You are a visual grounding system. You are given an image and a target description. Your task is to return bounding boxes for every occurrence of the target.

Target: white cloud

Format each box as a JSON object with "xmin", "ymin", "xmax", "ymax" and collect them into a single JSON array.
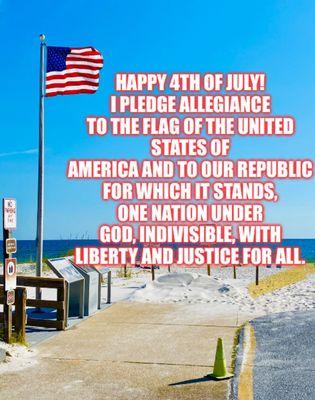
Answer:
[{"xmin": 0, "ymin": 148, "xmax": 38, "ymax": 157}]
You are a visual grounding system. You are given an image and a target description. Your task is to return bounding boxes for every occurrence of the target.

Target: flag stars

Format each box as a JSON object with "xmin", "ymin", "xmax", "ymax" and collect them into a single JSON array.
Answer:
[{"xmin": 46, "ymin": 47, "xmax": 70, "ymax": 72}]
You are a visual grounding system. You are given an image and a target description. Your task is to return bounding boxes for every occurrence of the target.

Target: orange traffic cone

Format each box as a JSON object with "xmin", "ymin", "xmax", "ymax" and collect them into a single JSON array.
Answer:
[{"xmin": 208, "ymin": 338, "xmax": 233, "ymax": 380}]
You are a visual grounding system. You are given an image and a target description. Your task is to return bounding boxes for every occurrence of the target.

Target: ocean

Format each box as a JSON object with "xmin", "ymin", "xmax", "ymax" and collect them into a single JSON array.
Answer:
[{"xmin": 0, "ymin": 239, "xmax": 314, "ymax": 263}]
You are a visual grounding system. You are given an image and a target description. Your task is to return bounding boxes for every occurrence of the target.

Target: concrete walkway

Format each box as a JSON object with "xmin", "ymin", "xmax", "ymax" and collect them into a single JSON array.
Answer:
[{"xmin": 0, "ymin": 302, "xmax": 244, "ymax": 400}]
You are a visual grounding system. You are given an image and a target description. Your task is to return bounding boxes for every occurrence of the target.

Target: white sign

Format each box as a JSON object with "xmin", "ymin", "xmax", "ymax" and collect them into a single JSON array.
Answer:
[
  {"xmin": 5, "ymin": 258, "xmax": 17, "ymax": 291},
  {"xmin": 3, "ymin": 198, "xmax": 17, "ymax": 230}
]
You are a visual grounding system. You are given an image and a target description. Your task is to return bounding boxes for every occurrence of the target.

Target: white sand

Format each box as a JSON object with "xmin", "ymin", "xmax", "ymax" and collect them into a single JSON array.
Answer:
[
  {"xmin": 1, "ymin": 265, "xmax": 313, "ymax": 317},
  {"xmin": 129, "ymin": 269, "xmax": 315, "ymax": 317},
  {"xmin": 0, "ymin": 342, "xmax": 37, "ymax": 374}
]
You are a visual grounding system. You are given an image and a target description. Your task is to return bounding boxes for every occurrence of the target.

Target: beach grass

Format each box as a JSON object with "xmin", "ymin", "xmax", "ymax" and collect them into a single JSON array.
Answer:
[
  {"xmin": 0, "ymin": 330, "xmax": 28, "ymax": 346},
  {"xmin": 116, "ymin": 266, "xmax": 133, "ymax": 278},
  {"xmin": 230, "ymin": 323, "xmax": 244, "ymax": 374},
  {"xmin": 9, "ymin": 332, "xmax": 28, "ymax": 346},
  {"xmin": 248, "ymin": 263, "xmax": 315, "ymax": 298}
]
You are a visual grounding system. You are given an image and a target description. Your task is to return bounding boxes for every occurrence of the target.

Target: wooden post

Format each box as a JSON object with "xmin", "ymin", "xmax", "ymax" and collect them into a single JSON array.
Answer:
[
  {"xmin": 3, "ymin": 207, "xmax": 12, "ymax": 343},
  {"xmin": 233, "ymin": 265, "xmax": 237, "ymax": 279},
  {"xmin": 151, "ymin": 265, "xmax": 155, "ymax": 281},
  {"xmin": 255, "ymin": 266, "xmax": 259, "ymax": 286},
  {"xmin": 207, "ymin": 264, "xmax": 211, "ymax": 276},
  {"xmin": 107, "ymin": 270, "xmax": 111, "ymax": 304},
  {"xmin": 3, "ymin": 298, "xmax": 12, "ymax": 343},
  {"xmin": 14, "ymin": 287, "xmax": 26, "ymax": 342}
]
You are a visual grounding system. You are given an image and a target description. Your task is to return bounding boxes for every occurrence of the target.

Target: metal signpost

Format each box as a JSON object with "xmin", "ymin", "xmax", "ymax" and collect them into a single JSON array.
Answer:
[
  {"xmin": 68, "ymin": 257, "xmax": 109, "ymax": 309},
  {"xmin": 46, "ymin": 257, "xmax": 85, "ymax": 319},
  {"xmin": 107, "ymin": 270, "xmax": 111, "ymax": 304},
  {"xmin": 35, "ymin": 34, "xmax": 46, "ymax": 301},
  {"xmin": 92, "ymin": 266, "xmax": 110, "ymax": 308},
  {"xmin": 73, "ymin": 265, "xmax": 99, "ymax": 316},
  {"xmin": 2, "ymin": 198, "xmax": 17, "ymax": 342},
  {"xmin": 255, "ymin": 265, "xmax": 259, "ymax": 286},
  {"xmin": 68, "ymin": 257, "xmax": 101, "ymax": 315}
]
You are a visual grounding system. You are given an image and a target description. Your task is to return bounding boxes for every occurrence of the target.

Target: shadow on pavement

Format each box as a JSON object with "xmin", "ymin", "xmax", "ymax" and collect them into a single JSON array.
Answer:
[{"xmin": 169, "ymin": 375, "xmax": 217, "ymax": 386}]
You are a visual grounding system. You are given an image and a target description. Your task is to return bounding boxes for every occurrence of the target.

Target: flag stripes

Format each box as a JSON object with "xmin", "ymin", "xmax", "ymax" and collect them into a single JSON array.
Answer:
[{"xmin": 46, "ymin": 46, "xmax": 103, "ymax": 97}]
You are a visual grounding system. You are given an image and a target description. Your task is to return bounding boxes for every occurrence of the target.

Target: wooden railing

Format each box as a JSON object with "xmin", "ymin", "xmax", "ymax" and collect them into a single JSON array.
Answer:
[
  {"xmin": 0, "ymin": 286, "xmax": 27, "ymax": 342},
  {"xmin": 0, "ymin": 276, "xmax": 67, "ymax": 331}
]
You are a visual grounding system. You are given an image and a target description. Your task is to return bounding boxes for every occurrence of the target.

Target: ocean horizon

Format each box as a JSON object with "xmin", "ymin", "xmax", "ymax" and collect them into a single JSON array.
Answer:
[{"xmin": 0, "ymin": 239, "xmax": 314, "ymax": 263}]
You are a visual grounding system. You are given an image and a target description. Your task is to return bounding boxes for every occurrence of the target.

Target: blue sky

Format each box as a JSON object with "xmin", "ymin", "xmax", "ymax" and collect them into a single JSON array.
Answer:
[{"xmin": 1, "ymin": 0, "xmax": 314, "ymax": 239}]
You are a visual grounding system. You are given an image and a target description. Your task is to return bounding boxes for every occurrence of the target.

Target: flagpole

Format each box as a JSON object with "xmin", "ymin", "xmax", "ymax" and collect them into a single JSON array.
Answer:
[{"xmin": 35, "ymin": 34, "xmax": 46, "ymax": 300}]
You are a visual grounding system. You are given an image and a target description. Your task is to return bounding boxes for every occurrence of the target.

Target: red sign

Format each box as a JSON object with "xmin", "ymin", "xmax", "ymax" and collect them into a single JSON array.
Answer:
[
  {"xmin": 5, "ymin": 258, "xmax": 17, "ymax": 291},
  {"xmin": 6, "ymin": 290, "xmax": 15, "ymax": 305}
]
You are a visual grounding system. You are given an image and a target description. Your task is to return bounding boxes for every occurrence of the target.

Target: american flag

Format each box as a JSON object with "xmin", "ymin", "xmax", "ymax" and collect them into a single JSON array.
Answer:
[{"xmin": 46, "ymin": 46, "xmax": 103, "ymax": 97}]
